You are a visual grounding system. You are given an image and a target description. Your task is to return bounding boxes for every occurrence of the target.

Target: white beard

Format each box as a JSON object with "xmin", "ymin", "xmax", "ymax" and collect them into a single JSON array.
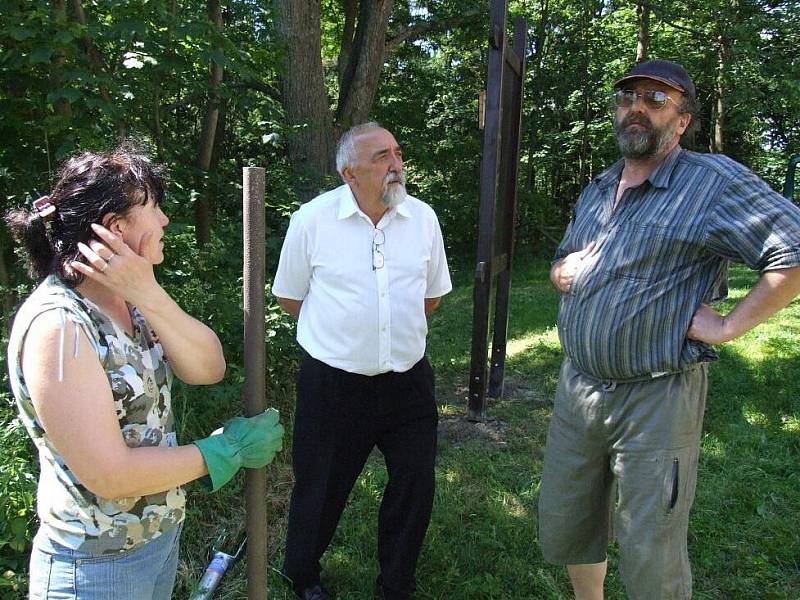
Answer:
[{"xmin": 381, "ymin": 172, "xmax": 407, "ymax": 207}]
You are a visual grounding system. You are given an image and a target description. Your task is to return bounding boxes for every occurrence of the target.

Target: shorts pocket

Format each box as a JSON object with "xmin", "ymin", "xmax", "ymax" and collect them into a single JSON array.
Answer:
[
  {"xmin": 658, "ymin": 448, "xmax": 699, "ymax": 523},
  {"xmin": 664, "ymin": 457, "xmax": 680, "ymax": 515}
]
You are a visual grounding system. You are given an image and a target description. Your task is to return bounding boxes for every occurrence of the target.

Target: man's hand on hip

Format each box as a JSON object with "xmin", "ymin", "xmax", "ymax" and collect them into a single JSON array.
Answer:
[
  {"xmin": 688, "ymin": 267, "xmax": 800, "ymax": 345},
  {"xmin": 687, "ymin": 303, "xmax": 733, "ymax": 344},
  {"xmin": 550, "ymin": 241, "xmax": 596, "ymax": 293}
]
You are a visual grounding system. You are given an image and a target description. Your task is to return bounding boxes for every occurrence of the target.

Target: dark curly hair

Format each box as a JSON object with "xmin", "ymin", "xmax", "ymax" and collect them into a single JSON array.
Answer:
[{"xmin": 4, "ymin": 143, "xmax": 166, "ymax": 285}]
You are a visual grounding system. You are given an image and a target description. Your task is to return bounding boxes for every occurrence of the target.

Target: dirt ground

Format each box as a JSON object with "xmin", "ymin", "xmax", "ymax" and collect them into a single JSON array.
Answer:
[{"xmin": 436, "ymin": 375, "xmax": 550, "ymax": 448}]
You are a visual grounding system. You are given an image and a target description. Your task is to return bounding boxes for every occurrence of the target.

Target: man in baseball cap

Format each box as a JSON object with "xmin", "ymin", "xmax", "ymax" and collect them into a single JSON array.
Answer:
[
  {"xmin": 614, "ymin": 58, "xmax": 696, "ymax": 99},
  {"xmin": 538, "ymin": 59, "xmax": 800, "ymax": 599}
]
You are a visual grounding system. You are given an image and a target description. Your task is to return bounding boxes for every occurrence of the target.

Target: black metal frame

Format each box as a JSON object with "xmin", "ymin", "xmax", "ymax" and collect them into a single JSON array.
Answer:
[{"xmin": 468, "ymin": 0, "xmax": 526, "ymax": 422}]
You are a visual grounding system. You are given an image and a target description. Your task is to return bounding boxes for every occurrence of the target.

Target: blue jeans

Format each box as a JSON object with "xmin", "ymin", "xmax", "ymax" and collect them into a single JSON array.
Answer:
[{"xmin": 29, "ymin": 523, "xmax": 182, "ymax": 600}]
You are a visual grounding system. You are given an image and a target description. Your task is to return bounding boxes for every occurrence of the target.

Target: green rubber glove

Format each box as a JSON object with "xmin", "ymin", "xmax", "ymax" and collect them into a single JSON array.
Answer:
[{"xmin": 193, "ymin": 408, "xmax": 284, "ymax": 492}]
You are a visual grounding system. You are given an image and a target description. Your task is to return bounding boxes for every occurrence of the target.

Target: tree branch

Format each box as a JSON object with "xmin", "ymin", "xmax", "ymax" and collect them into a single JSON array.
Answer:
[
  {"xmin": 385, "ymin": 8, "xmax": 483, "ymax": 54},
  {"xmin": 635, "ymin": 0, "xmax": 706, "ymax": 37},
  {"xmin": 228, "ymin": 78, "xmax": 282, "ymax": 101}
]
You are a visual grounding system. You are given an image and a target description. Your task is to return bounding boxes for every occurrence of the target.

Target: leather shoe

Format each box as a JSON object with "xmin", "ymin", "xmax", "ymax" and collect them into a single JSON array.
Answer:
[{"xmin": 295, "ymin": 584, "xmax": 331, "ymax": 600}]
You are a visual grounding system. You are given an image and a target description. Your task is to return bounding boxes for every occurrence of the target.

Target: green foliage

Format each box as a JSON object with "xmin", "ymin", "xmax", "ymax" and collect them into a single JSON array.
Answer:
[
  {"xmin": 0, "ymin": 406, "xmax": 37, "ymax": 594},
  {"xmin": 0, "ymin": 316, "xmax": 35, "ymax": 592},
  {"xmin": 1, "ymin": 0, "xmax": 799, "ymax": 595}
]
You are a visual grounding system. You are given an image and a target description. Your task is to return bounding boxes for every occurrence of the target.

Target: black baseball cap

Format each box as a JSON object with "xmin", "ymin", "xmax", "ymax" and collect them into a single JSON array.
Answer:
[{"xmin": 613, "ymin": 59, "xmax": 696, "ymax": 100}]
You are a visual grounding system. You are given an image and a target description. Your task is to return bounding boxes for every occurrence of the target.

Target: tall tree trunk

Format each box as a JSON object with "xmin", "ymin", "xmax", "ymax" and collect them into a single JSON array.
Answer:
[
  {"xmin": 153, "ymin": 85, "xmax": 164, "ymax": 158},
  {"xmin": 335, "ymin": 0, "xmax": 395, "ymax": 129},
  {"xmin": 578, "ymin": 98, "xmax": 591, "ymax": 185},
  {"xmin": 51, "ymin": 0, "xmax": 72, "ymax": 118},
  {"xmin": 210, "ymin": 100, "xmax": 227, "ymax": 172},
  {"xmin": 153, "ymin": 0, "xmax": 180, "ymax": 159},
  {"xmin": 275, "ymin": 0, "xmax": 336, "ymax": 196},
  {"xmin": 71, "ymin": 0, "xmax": 125, "ymax": 137},
  {"xmin": 275, "ymin": 0, "xmax": 475, "ymax": 196},
  {"xmin": 0, "ymin": 230, "xmax": 14, "ymax": 332},
  {"xmin": 711, "ymin": 36, "xmax": 728, "ymax": 153},
  {"xmin": 338, "ymin": 0, "xmax": 358, "ymax": 86},
  {"xmin": 194, "ymin": 0, "xmax": 224, "ymax": 247},
  {"xmin": 577, "ymin": 0, "xmax": 594, "ymax": 187},
  {"xmin": 636, "ymin": 3, "xmax": 649, "ymax": 61},
  {"xmin": 526, "ymin": 0, "xmax": 550, "ymax": 194}
]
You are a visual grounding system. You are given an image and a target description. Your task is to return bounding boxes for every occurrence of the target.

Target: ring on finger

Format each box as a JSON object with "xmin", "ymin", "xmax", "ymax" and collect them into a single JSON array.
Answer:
[{"xmin": 100, "ymin": 260, "xmax": 110, "ymax": 273}]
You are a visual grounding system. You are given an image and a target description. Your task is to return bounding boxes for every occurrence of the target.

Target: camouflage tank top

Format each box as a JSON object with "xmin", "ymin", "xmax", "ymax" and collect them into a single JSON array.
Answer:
[{"xmin": 8, "ymin": 276, "xmax": 186, "ymax": 554}]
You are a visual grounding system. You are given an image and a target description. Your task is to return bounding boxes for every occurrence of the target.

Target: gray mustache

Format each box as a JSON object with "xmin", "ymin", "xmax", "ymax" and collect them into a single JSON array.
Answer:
[
  {"xmin": 622, "ymin": 116, "xmax": 652, "ymax": 129},
  {"xmin": 384, "ymin": 171, "xmax": 405, "ymax": 185}
]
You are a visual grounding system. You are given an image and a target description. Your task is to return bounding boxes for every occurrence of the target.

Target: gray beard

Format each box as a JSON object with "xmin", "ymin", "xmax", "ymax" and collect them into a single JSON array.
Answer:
[
  {"xmin": 381, "ymin": 172, "xmax": 407, "ymax": 207},
  {"xmin": 614, "ymin": 114, "xmax": 679, "ymax": 159}
]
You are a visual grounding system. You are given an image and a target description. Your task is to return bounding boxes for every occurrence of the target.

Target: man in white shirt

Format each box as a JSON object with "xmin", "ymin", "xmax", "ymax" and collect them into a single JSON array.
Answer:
[{"xmin": 273, "ymin": 122, "xmax": 452, "ymax": 600}]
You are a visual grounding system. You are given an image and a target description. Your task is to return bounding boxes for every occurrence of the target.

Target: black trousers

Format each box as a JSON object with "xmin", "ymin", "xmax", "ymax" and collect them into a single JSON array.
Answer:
[{"xmin": 282, "ymin": 354, "xmax": 438, "ymax": 600}]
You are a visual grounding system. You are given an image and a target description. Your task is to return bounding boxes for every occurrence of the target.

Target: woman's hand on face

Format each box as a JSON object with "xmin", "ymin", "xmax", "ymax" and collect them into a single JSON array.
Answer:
[{"xmin": 71, "ymin": 223, "xmax": 162, "ymax": 306}]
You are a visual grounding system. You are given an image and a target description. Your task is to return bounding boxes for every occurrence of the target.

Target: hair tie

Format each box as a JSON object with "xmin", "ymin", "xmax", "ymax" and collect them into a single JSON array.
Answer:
[{"xmin": 33, "ymin": 196, "xmax": 57, "ymax": 222}]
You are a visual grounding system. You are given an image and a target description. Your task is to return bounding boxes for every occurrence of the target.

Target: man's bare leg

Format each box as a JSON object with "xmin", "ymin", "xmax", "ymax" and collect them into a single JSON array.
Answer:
[{"xmin": 567, "ymin": 561, "xmax": 607, "ymax": 600}]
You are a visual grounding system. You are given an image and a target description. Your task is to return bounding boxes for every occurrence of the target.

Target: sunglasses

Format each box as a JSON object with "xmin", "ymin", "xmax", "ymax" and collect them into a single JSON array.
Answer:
[{"xmin": 612, "ymin": 89, "xmax": 680, "ymax": 110}]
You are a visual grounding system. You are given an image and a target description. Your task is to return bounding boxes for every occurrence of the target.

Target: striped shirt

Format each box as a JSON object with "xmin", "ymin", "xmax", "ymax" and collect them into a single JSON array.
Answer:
[{"xmin": 556, "ymin": 146, "xmax": 800, "ymax": 380}]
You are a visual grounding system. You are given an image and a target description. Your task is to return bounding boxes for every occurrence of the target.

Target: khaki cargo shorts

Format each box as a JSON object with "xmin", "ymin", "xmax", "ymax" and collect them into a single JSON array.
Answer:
[{"xmin": 538, "ymin": 358, "xmax": 707, "ymax": 600}]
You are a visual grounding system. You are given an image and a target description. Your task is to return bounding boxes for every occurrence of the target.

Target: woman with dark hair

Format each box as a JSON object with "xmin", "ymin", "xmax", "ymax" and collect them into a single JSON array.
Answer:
[{"xmin": 5, "ymin": 146, "xmax": 284, "ymax": 599}]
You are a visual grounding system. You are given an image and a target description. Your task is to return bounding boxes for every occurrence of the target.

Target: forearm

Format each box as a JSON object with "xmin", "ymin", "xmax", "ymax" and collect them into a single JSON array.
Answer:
[
  {"xmin": 425, "ymin": 297, "xmax": 441, "ymax": 315},
  {"xmin": 87, "ymin": 443, "xmax": 208, "ymax": 498},
  {"xmin": 136, "ymin": 286, "xmax": 226, "ymax": 384},
  {"xmin": 276, "ymin": 297, "xmax": 303, "ymax": 319},
  {"xmin": 722, "ymin": 267, "xmax": 800, "ymax": 339},
  {"xmin": 689, "ymin": 267, "xmax": 800, "ymax": 344}
]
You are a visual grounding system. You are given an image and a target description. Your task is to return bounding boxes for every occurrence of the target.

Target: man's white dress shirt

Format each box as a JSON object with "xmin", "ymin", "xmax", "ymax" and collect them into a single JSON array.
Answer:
[{"xmin": 273, "ymin": 184, "xmax": 452, "ymax": 376}]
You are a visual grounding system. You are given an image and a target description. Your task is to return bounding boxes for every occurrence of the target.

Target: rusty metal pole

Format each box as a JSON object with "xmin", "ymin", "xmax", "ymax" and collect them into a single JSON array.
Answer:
[{"xmin": 243, "ymin": 167, "xmax": 268, "ymax": 599}]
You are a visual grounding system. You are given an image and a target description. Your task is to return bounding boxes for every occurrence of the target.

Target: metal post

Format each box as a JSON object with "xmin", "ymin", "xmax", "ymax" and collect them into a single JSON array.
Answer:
[{"xmin": 243, "ymin": 167, "xmax": 268, "ymax": 599}]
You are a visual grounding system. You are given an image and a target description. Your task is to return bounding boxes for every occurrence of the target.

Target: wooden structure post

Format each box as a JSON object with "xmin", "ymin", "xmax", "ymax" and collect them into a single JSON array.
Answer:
[
  {"xmin": 243, "ymin": 167, "xmax": 268, "ymax": 599},
  {"xmin": 784, "ymin": 155, "xmax": 800, "ymax": 201},
  {"xmin": 468, "ymin": 0, "xmax": 526, "ymax": 422}
]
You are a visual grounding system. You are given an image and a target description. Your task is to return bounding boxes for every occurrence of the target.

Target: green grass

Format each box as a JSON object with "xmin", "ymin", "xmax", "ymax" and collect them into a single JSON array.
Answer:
[
  {"xmin": 175, "ymin": 253, "xmax": 800, "ymax": 599},
  {"xmin": 5, "ymin": 252, "xmax": 800, "ymax": 599}
]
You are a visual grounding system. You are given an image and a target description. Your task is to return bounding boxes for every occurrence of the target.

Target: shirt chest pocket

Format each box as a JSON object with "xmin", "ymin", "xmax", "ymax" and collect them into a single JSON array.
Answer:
[
  {"xmin": 604, "ymin": 221, "xmax": 699, "ymax": 282},
  {"xmin": 390, "ymin": 246, "xmax": 431, "ymax": 287}
]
